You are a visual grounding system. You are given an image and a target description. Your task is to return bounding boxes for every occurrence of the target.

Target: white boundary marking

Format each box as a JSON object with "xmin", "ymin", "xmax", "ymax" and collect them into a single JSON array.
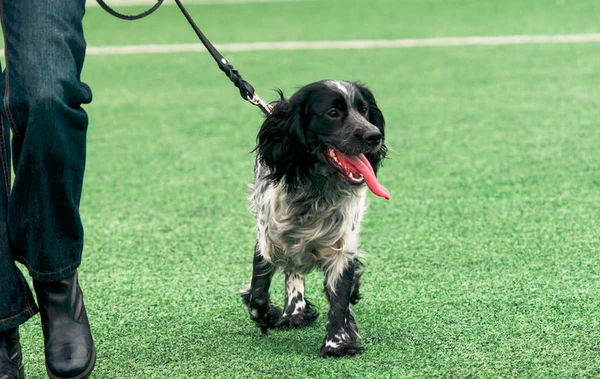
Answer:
[{"xmin": 81, "ymin": 34, "xmax": 600, "ymax": 56}]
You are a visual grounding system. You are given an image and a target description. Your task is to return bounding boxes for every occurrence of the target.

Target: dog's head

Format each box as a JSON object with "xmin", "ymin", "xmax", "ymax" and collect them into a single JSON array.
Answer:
[{"xmin": 255, "ymin": 80, "xmax": 389, "ymax": 199}]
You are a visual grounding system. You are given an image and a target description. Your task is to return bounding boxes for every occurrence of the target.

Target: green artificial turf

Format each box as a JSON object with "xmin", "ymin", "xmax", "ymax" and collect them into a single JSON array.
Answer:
[
  {"xmin": 12, "ymin": 0, "xmax": 600, "ymax": 377},
  {"xmin": 82, "ymin": 0, "xmax": 600, "ymax": 45}
]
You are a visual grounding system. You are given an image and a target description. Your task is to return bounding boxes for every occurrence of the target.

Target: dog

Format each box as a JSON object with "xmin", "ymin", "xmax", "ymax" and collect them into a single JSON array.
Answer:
[{"xmin": 240, "ymin": 80, "xmax": 389, "ymax": 358}]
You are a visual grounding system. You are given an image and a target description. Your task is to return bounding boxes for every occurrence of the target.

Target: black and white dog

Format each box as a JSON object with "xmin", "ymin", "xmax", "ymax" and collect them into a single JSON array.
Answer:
[{"xmin": 241, "ymin": 80, "xmax": 389, "ymax": 358}]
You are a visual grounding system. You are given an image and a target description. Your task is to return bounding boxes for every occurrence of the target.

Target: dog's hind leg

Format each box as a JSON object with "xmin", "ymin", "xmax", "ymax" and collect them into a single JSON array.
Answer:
[
  {"xmin": 320, "ymin": 257, "xmax": 363, "ymax": 358},
  {"xmin": 240, "ymin": 243, "xmax": 282, "ymax": 333},
  {"xmin": 275, "ymin": 272, "xmax": 319, "ymax": 329}
]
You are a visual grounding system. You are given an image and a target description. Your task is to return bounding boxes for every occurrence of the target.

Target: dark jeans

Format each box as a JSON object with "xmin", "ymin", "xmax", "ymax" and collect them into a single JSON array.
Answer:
[{"xmin": 0, "ymin": 0, "xmax": 92, "ymax": 331}]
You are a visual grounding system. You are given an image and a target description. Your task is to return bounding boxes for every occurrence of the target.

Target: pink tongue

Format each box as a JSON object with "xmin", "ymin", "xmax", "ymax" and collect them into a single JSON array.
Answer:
[{"xmin": 337, "ymin": 152, "xmax": 390, "ymax": 200}]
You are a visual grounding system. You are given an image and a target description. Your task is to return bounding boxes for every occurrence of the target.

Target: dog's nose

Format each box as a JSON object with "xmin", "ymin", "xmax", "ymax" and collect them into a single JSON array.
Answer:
[{"xmin": 362, "ymin": 130, "xmax": 382, "ymax": 147}]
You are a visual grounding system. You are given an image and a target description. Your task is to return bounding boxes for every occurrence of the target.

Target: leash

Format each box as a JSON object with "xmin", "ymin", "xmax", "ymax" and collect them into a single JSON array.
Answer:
[
  {"xmin": 95, "ymin": 0, "xmax": 165, "ymax": 20},
  {"xmin": 94, "ymin": 0, "xmax": 273, "ymax": 115}
]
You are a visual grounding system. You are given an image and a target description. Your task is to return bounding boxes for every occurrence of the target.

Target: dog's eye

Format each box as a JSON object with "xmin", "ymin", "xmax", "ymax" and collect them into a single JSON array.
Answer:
[
  {"xmin": 360, "ymin": 106, "xmax": 369, "ymax": 115},
  {"xmin": 327, "ymin": 109, "xmax": 341, "ymax": 119}
]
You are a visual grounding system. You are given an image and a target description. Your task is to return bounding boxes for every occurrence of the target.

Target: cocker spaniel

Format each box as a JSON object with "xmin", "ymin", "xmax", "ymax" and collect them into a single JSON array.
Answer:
[{"xmin": 241, "ymin": 80, "xmax": 389, "ymax": 358}]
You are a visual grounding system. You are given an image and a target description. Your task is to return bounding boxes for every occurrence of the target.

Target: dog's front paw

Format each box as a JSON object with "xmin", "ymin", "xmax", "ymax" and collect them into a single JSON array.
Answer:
[
  {"xmin": 320, "ymin": 340, "xmax": 364, "ymax": 358},
  {"xmin": 248, "ymin": 303, "xmax": 283, "ymax": 334},
  {"xmin": 255, "ymin": 304, "xmax": 282, "ymax": 333},
  {"xmin": 275, "ymin": 301, "xmax": 319, "ymax": 330},
  {"xmin": 241, "ymin": 291, "xmax": 282, "ymax": 333},
  {"xmin": 320, "ymin": 332, "xmax": 363, "ymax": 358}
]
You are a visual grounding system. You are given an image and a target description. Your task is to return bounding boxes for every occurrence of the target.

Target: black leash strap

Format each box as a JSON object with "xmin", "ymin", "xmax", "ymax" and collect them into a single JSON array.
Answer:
[
  {"xmin": 95, "ymin": 0, "xmax": 165, "ymax": 21},
  {"xmin": 94, "ymin": 0, "xmax": 273, "ymax": 115},
  {"xmin": 172, "ymin": 0, "xmax": 272, "ymax": 115}
]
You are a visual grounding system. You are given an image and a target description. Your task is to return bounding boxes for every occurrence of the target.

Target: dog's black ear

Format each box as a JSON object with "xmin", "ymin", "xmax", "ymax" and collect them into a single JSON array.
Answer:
[
  {"xmin": 255, "ymin": 91, "xmax": 311, "ymax": 184},
  {"xmin": 357, "ymin": 84, "xmax": 387, "ymax": 172}
]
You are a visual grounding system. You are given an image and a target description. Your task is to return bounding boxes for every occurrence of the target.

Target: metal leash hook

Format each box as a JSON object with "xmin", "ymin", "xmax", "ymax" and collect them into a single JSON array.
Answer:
[
  {"xmin": 248, "ymin": 93, "xmax": 274, "ymax": 115},
  {"xmin": 96, "ymin": 0, "xmax": 274, "ymax": 116}
]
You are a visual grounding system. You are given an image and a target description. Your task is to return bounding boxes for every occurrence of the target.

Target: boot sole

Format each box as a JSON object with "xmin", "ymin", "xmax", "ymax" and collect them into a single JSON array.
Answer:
[{"xmin": 45, "ymin": 343, "xmax": 96, "ymax": 379}]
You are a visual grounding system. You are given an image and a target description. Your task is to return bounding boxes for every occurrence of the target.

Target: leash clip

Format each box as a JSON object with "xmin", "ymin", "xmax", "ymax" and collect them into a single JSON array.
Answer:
[{"xmin": 248, "ymin": 92, "xmax": 273, "ymax": 115}]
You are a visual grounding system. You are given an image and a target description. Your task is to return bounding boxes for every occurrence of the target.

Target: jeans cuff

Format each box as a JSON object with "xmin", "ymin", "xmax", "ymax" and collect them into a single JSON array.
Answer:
[
  {"xmin": 0, "ymin": 304, "xmax": 38, "ymax": 332},
  {"xmin": 16, "ymin": 257, "xmax": 81, "ymax": 283}
]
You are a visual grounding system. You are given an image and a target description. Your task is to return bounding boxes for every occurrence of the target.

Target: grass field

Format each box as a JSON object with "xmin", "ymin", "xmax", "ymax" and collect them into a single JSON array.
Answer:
[{"xmin": 13, "ymin": 0, "xmax": 600, "ymax": 377}]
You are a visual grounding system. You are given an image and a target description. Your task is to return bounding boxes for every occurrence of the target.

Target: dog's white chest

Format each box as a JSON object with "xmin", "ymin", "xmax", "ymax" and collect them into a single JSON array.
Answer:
[{"xmin": 251, "ymin": 176, "xmax": 367, "ymax": 273}]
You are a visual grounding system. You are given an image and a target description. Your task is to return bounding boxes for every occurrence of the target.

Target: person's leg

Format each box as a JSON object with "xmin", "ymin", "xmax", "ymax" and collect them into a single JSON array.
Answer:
[
  {"xmin": 1, "ymin": 0, "xmax": 91, "ymax": 280},
  {"xmin": 0, "ymin": 77, "xmax": 35, "ymax": 377},
  {"xmin": 0, "ymin": 0, "xmax": 95, "ymax": 377}
]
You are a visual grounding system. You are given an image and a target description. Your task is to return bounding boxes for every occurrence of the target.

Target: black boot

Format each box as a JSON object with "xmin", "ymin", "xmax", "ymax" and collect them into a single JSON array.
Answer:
[
  {"xmin": 0, "ymin": 327, "xmax": 24, "ymax": 379},
  {"xmin": 33, "ymin": 271, "xmax": 95, "ymax": 379}
]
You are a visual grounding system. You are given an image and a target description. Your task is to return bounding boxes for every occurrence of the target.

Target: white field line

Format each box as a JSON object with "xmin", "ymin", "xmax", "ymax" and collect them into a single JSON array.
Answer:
[
  {"xmin": 79, "ymin": 34, "xmax": 600, "ymax": 56},
  {"xmin": 86, "ymin": 0, "xmax": 309, "ymax": 6}
]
